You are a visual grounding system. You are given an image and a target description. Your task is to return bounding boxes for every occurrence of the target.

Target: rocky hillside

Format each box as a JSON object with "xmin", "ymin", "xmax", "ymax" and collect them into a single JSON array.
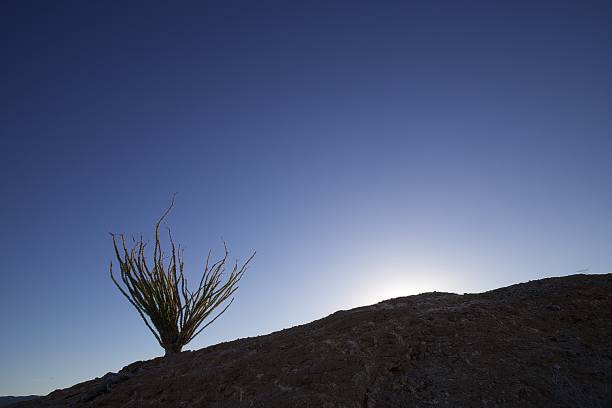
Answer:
[{"xmin": 14, "ymin": 274, "xmax": 612, "ymax": 408}]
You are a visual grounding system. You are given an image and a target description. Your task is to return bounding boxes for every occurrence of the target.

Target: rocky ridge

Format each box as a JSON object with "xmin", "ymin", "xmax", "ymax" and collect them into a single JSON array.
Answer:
[{"xmin": 14, "ymin": 273, "xmax": 612, "ymax": 407}]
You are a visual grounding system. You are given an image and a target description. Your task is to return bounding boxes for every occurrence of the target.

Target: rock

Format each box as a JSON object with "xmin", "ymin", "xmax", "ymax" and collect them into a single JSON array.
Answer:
[{"xmin": 12, "ymin": 273, "xmax": 612, "ymax": 408}]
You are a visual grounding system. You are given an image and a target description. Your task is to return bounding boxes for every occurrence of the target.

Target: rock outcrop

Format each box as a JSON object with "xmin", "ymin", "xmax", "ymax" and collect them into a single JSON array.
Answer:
[{"xmin": 14, "ymin": 273, "xmax": 612, "ymax": 407}]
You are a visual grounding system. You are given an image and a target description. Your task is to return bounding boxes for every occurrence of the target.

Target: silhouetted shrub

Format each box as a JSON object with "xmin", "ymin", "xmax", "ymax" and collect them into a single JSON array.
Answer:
[{"xmin": 110, "ymin": 197, "xmax": 254, "ymax": 356}]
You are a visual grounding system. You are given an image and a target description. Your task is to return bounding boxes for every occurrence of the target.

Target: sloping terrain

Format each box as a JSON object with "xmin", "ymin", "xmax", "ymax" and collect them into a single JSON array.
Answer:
[{"xmin": 14, "ymin": 273, "xmax": 612, "ymax": 407}]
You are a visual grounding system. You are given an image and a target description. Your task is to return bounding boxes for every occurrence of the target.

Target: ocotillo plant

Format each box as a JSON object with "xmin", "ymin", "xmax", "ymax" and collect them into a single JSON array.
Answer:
[{"xmin": 110, "ymin": 199, "xmax": 255, "ymax": 356}]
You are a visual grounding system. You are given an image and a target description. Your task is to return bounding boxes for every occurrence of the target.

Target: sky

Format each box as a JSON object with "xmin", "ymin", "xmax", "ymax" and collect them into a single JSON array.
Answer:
[{"xmin": 1, "ymin": 0, "xmax": 611, "ymax": 396}]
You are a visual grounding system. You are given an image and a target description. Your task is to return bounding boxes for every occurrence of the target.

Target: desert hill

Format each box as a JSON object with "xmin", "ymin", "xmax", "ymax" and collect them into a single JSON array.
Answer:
[
  {"xmin": 13, "ymin": 273, "xmax": 612, "ymax": 407},
  {"xmin": 0, "ymin": 397, "xmax": 39, "ymax": 407}
]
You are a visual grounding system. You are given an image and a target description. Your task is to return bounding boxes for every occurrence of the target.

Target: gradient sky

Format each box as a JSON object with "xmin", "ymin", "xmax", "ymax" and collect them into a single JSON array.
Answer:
[{"xmin": 1, "ymin": 0, "xmax": 611, "ymax": 396}]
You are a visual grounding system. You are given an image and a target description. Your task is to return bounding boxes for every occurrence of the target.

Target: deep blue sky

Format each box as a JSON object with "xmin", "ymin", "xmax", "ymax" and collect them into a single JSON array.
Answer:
[{"xmin": 1, "ymin": 0, "xmax": 611, "ymax": 396}]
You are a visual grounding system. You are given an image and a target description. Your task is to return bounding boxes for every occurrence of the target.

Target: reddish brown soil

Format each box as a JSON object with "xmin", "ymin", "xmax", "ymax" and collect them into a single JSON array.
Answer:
[{"xmin": 14, "ymin": 274, "xmax": 612, "ymax": 407}]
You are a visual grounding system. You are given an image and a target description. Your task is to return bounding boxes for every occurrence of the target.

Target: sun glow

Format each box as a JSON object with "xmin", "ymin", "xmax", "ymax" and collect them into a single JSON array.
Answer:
[{"xmin": 351, "ymin": 263, "xmax": 458, "ymax": 307}]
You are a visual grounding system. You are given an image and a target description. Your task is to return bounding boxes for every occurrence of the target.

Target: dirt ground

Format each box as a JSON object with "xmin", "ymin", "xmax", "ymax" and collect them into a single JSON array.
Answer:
[{"xmin": 14, "ymin": 273, "xmax": 612, "ymax": 408}]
